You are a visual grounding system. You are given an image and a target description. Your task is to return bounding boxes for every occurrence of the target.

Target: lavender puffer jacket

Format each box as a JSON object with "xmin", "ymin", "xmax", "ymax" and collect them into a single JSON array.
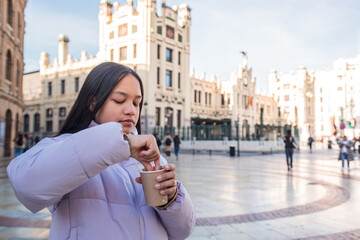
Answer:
[{"xmin": 7, "ymin": 122, "xmax": 195, "ymax": 240}]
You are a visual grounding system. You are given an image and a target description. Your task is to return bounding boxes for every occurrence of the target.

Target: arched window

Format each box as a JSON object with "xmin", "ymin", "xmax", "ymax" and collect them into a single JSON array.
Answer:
[
  {"xmin": 7, "ymin": 0, "xmax": 13, "ymax": 26},
  {"xmin": 16, "ymin": 60, "xmax": 20, "ymax": 88},
  {"xmin": 23, "ymin": 114, "xmax": 29, "ymax": 133},
  {"xmin": 6, "ymin": 50, "xmax": 12, "ymax": 82}
]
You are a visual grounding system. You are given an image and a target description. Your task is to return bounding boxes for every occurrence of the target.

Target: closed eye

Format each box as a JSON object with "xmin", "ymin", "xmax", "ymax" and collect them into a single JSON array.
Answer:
[{"xmin": 113, "ymin": 100, "xmax": 124, "ymax": 104}]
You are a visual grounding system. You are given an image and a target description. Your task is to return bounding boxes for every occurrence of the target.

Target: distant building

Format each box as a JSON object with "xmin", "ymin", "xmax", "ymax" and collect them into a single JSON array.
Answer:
[
  {"xmin": 0, "ymin": 0, "xmax": 27, "ymax": 156},
  {"xmin": 269, "ymin": 67, "xmax": 315, "ymax": 145}
]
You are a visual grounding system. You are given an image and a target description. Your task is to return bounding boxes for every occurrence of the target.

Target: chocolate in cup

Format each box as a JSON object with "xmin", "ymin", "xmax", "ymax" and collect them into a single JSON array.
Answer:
[{"xmin": 140, "ymin": 169, "xmax": 168, "ymax": 206}]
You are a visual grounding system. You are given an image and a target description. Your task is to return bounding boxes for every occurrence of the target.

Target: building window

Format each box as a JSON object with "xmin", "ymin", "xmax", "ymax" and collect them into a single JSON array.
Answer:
[
  {"xmin": 284, "ymin": 84, "xmax": 290, "ymax": 89},
  {"xmin": 118, "ymin": 23, "xmax": 128, "ymax": 37},
  {"xmin": 110, "ymin": 49, "xmax": 114, "ymax": 61},
  {"xmin": 17, "ymin": 12, "xmax": 21, "ymax": 38},
  {"xmin": 165, "ymin": 107, "xmax": 173, "ymax": 127},
  {"xmin": 178, "ymin": 34, "xmax": 182, "ymax": 42},
  {"xmin": 178, "ymin": 52, "xmax": 181, "ymax": 65},
  {"xmin": 34, "ymin": 113, "xmax": 40, "ymax": 132},
  {"xmin": 177, "ymin": 110, "xmax": 181, "ymax": 128},
  {"xmin": 320, "ymin": 97, "xmax": 323, "ymax": 103},
  {"xmin": 166, "ymin": 25, "xmax": 174, "ymax": 39},
  {"xmin": 59, "ymin": 120, "xmax": 65, "ymax": 130},
  {"xmin": 320, "ymin": 88, "xmax": 322, "ymax": 93},
  {"xmin": 61, "ymin": 79, "xmax": 65, "ymax": 94},
  {"xmin": 178, "ymin": 72, "xmax": 181, "ymax": 89},
  {"xmin": 120, "ymin": 46, "xmax": 127, "ymax": 61},
  {"xmin": 157, "ymin": 26, "xmax": 162, "ymax": 35},
  {"xmin": 227, "ymin": 94, "xmax": 230, "ymax": 105},
  {"xmin": 205, "ymin": 93, "xmax": 208, "ymax": 104},
  {"xmin": 284, "ymin": 95, "xmax": 289, "ymax": 101},
  {"xmin": 132, "ymin": 25, "xmax": 137, "ymax": 33},
  {"xmin": 48, "ymin": 82, "xmax": 52, "ymax": 96},
  {"xmin": 46, "ymin": 108, "xmax": 53, "ymax": 118},
  {"xmin": 109, "ymin": 31, "xmax": 114, "ymax": 39},
  {"xmin": 59, "ymin": 107, "xmax": 66, "ymax": 117},
  {"xmin": 166, "ymin": 48, "xmax": 172, "ymax": 62},
  {"xmin": 198, "ymin": 91, "xmax": 201, "ymax": 104},
  {"xmin": 194, "ymin": 90, "xmax": 197, "ymax": 103},
  {"xmin": 6, "ymin": 50, "xmax": 12, "ymax": 81},
  {"xmin": 46, "ymin": 121, "xmax": 53, "ymax": 132},
  {"xmin": 166, "ymin": 70, "xmax": 172, "ymax": 87},
  {"xmin": 75, "ymin": 77, "xmax": 79, "ymax": 92},
  {"xmin": 155, "ymin": 107, "xmax": 161, "ymax": 126},
  {"xmin": 16, "ymin": 60, "xmax": 20, "ymax": 88},
  {"xmin": 157, "ymin": 44, "xmax": 160, "ymax": 59},
  {"xmin": 209, "ymin": 93, "xmax": 211, "ymax": 105},
  {"xmin": 7, "ymin": 0, "xmax": 13, "ymax": 26},
  {"xmin": 157, "ymin": 67, "xmax": 160, "ymax": 85},
  {"xmin": 23, "ymin": 114, "xmax": 29, "ymax": 133},
  {"xmin": 133, "ymin": 44, "xmax": 137, "ymax": 58},
  {"xmin": 221, "ymin": 94, "xmax": 225, "ymax": 105},
  {"xmin": 337, "ymin": 87, "xmax": 342, "ymax": 91}
]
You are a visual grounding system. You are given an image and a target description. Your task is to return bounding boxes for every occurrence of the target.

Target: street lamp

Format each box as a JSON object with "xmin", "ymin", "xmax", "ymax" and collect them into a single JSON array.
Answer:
[
  {"xmin": 144, "ymin": 101, "xmax": 148, "ymax": 134},
  {"xmin": 235, "ymin": 120, "xmax": 240, "ymax": 156}
]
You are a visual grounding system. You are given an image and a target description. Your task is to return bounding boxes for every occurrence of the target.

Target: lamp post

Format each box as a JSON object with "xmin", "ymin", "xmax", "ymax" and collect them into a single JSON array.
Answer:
[
  {"xmin": 144, "ymin": 101, "xmax": 148, "ymax": 134},
  {"xmin": 235, "ymin": 120, "xmax": 240, "ymax": 156}
]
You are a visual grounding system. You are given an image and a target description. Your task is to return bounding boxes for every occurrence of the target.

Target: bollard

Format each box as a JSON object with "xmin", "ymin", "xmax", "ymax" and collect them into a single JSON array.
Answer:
[
  {"xmin": 270, "ymin": 148, "xmax": 272, "ymax": 155},
  {"xmin": 209, "ymin": 149, "xmax": 212, "ymax": 156},
  {"xmin": 192, "ymin": 149, "xmax": 195, "ymax": 155}
]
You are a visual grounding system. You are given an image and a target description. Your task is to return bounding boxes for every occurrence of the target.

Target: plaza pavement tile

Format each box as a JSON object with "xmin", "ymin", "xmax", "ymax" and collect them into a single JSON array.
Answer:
[{"xmin": 1, "ymin": 148, "xmax": 360, "ymax": 239}]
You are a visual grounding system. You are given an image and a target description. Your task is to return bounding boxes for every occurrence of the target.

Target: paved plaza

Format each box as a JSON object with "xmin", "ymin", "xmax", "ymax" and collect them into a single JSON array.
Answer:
[{"xmin": 1, "ymin": 147, "xmax": 360, "ymax": 239}]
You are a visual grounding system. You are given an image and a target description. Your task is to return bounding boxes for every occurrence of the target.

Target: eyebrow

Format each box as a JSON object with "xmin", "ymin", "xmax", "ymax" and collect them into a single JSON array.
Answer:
[{"xmin": 113, "ymin": 91, "xmax": 142, "ymax": 99}]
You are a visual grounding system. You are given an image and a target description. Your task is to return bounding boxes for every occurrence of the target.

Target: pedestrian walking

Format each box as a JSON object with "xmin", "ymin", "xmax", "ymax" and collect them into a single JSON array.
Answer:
[
  {"xmin": 154, "ymin": 133, "xmax": 162, "ymax": 150},
  {"xmin": 23, "ymin": 133, "xmax": 31, "ymax": 152},
  {"xmin": 283, "ymin": 130, "xmax": 297, "ymax": 171},
  {"xmin": 308, "ymin": 135, "xmax": 314, "ymax": 153},
  {"xmin": 163, "ymin": 132, "xmax": 173, "ymax": 157},
  {"xmin": 7, "ymin": 62, "xmax": 195, "ymax": 240},
  {"xmin": 173, "ymin": 135, "xmax": 181, "ymax": 160},
  {"xmin": 338, "ymin": 135, "xmax": 353, "ymax": 172},
  {"xmin": 14, "ymin": 132, "xmax": 24, "ymax": 157}
]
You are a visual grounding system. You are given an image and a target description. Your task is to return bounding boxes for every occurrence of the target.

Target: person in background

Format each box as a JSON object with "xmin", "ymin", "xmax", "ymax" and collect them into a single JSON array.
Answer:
[
  {"xmin": 23, "ymin": 133, "xmax": 32, "ymax": 152},
  {"xmin": 153, "ymin": 133, "xmax": 162, "ymax": 150},
  {"xmin": 173, "ymin": 135, "xmax": 181, "ymax": 161},
  {"xmin": 14, "ymin": 132, "xmax": 24, "ymax": 157},
  {"xmin": 338, "ymin": 135, "xmax": 353, "ymax": 172},
  {"xmin": 7, "ymin": 62, "xmax": 195, "ymax": 240},
  {"xmin": 283, "ymin": 130, "xmax": 297, "ymax": 171},
  {"xmin": 163, "ymin": 132, "xmax": 173, "ymax": 157},
  {"xmin": 308, "ymin": 135, "xmax": 314, "ymax": 153}
]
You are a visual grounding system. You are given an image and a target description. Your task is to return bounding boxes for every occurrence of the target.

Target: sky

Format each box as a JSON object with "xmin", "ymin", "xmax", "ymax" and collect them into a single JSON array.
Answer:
[{"xmin": 24, "ymin": 0, "xmax": 360, "ymax": 91}]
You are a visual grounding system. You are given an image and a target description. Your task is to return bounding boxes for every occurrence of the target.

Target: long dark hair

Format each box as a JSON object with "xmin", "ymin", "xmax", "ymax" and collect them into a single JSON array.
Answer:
[{"xmin": 58, "ymin": 62, "xmax": 144, "ymax": 135}]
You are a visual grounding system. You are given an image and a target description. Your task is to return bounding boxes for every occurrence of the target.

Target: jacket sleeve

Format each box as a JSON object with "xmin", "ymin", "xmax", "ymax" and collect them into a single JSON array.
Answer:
[
  {"xmin": 154, "ymin": 158, "xmax": 195, "ymax": 240},
  {"xmin": 7, "ymin": 122, "xmax": 131, "ymax": 213}
]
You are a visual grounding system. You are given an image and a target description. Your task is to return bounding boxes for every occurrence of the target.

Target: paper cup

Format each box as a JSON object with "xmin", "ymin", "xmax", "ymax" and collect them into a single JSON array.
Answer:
[{"xmin": 140, "ymin": 169, "xmax": 168, "ymax": 206}]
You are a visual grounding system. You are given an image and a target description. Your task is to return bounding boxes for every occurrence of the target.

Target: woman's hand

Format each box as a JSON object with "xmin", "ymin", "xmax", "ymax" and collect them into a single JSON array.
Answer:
[
  {"xmin": 136, "ymin": 164, "xmax": 178, "ymax": 199},
  {"xmin": 125, "ymin": 134, "xmax": 160, "ymax": 171}
]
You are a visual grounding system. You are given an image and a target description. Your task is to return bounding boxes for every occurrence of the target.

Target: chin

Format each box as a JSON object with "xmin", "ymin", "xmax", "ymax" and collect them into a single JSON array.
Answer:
[{"xmin": 122, "ymin": 126, "xmax": 133, "ymax": 134}]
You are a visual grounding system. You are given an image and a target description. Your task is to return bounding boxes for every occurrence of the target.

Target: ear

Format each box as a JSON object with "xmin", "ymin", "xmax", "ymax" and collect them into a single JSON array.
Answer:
[{"xmin": 89, "ymin": 98, "xmax": 96, "ymax": 111}]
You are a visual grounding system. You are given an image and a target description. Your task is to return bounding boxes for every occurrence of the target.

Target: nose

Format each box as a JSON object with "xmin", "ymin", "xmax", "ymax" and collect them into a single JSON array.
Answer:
[{"xmin": 123, "ymin": 101, "xmax": 135, "ymax": 115}]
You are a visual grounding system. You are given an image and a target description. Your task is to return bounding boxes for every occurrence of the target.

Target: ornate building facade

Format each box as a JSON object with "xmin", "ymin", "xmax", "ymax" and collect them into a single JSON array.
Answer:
[
  {"xmin": 23, "ymin": 0, "xmax": 278, "ymax": 141},
  {"xmin": 0, "ymin": 0, "xmax": 27, "ymax": 156}
]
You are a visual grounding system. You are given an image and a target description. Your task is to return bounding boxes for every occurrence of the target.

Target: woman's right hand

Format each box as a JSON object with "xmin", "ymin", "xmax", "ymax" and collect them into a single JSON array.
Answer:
[{"xmin": 125, "ymin": 134, "xmax": 160, "ymax": 171}]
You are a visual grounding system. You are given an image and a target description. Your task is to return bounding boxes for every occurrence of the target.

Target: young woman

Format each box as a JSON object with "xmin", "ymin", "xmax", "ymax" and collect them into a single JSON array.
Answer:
[{"xmin": 7, "ymin": 62, "xmax": 195, "ymax": 240}]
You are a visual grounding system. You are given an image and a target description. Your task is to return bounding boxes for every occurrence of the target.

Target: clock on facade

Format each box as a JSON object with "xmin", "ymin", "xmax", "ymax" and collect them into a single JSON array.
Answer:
[{"xmin": 243, "ymin": 77, "xmax": 248, "ymax": 86}]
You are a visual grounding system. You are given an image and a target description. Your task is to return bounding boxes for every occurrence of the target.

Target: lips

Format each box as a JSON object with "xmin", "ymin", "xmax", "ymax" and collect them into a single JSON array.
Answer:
[{"xmin": 120, "ymin": 119, "xmax": 134, "ymax": 126}]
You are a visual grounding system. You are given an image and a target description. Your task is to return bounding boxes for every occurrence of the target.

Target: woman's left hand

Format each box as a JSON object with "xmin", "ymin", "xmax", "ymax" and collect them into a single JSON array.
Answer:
[{"xmin": 136, "ymin": 164, "xmax": 177, "ymax": 199}]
